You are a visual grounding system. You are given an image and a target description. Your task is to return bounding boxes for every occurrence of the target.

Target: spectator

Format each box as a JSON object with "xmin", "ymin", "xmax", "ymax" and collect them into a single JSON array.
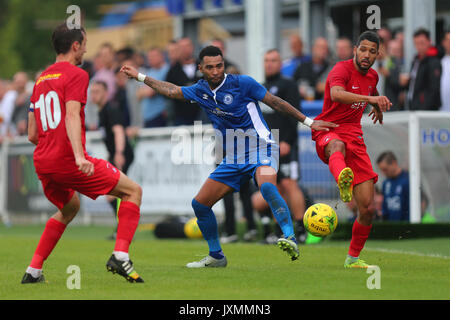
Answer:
[
  {"xmin": 210, "ymin": 38, "xmax": 240, "ymax": 74},
  {"xmin": 377, "ymin": 27, "xmax": 392, "ymax": 45},
  {"xmin": 252, "ymin": 49, "xmax": 307, "ymax": 243},
  {"xmin": 137, "ymin": 47, "xmax": 169, "ymax": 128},
  {"xmin": 116, "ymin": 47, "xmax": 135, "ymax": 66},
  {"xmin": 165, "ymin": 37, "xmax": 202, "ymax": 125},
  {"xmin": 281, "ymin": 34, "xmax": 311, "ymax": 79},
  {"xmin": 335, "ymin": 37, "xmax": 354, "ymax": 61},
  {"xmin": 123, "ymin": 58, "xmax": 142, "ymax": 137},
  {"xmin": 166, "ymin": 40, "xmax": 180, "ymax": 66},
  {"xmin": 294, "ymin": 37, "xmax": 330, "ymax": 100},
  {"xmin": 384, "ymin": 39, "xmax": 406, "ymax": 110},
  {"xmin": 401, "ymin": 28, "xmax": 441, "ymax": 110},
  {"xmin": 90, "ymin": 81, "xmax": 135, "ymax": 239},
  {"xmin": 81, "ymin": 60, "xmax": 99, "ymax": 131},
  {"xmin": 377, "ymin": 151, "xmax": 409, "ymax": 221},
  {"xmin": 394, "ymin": 30, "xmax": 405, "ymax": 57},
  {"xmin": 133, "ymin": 51, "xmax": 147, "ymax": 70},
  {"xmin": 10, "ymin": 72, "xmax": 31, "ymax": 136},
  {"xmin": 440, "ymin": 30, "xmax": 450, "ymax": 112},
  {"xmin": 0, "ymin": 79, "xmax": 9, "ymax": 137},
  {"xmin": 314, "ymin": 37, "xmax": 354, "ymax": 104},
  {"xmin": 373, "ymin": 38, "xmax": 387, "ymax": 96},
  {"xmin": 92, "ymin": 43, "xmax": 117, "ymax": 101},
  {"xmin": 112, "ymin": 67, "xmax": 131, "ymax": 128},
  {"xmin": 0, "ymin": 72, "xmax": 28, "ymax": 139}
]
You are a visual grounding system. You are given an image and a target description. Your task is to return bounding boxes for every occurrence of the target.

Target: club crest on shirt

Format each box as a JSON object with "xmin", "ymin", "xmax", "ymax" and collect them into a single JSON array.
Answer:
[{"xmin": 223, "ymin": 94, "xmax": 233, "ymax": 105}]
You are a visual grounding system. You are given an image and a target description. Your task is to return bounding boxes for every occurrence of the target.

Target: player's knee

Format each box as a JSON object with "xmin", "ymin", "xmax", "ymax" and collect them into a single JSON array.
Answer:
[
  {"xmin": 328, "ymin": 140, "xmax": 346, "ymax": 156},
  {"xmin": 260, "ymin": 182, "xmax": 277, "ymax": 202},
  {"xmin": 358, "ymin": 201, "xmax": 375, "ymax": 221},
  {"xmin": 61, "ymin": 196, "xmax": 80, "ymax": 222},
  {"xmin": 134, "ymin": 184, "xmax": 143, "ymax": 201},
  {"xmin": 191, "ymin": 198, "xmax": 210, "ymax": 217}
]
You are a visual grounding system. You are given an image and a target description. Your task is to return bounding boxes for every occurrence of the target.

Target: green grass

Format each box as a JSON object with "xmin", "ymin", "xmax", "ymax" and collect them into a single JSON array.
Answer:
[{"xmin": 0, "ymin": 224, "xmax": 449, "ymax": 300}]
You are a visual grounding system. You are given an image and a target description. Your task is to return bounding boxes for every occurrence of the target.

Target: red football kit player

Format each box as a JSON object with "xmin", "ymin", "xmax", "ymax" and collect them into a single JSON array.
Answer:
[
  {"xmin": 312, "ymin": 31, "xmax": 392, "ymax": 268},
  {"xmin": 22, "ymin": 24, "xmax": 144, "ymax": 284}
]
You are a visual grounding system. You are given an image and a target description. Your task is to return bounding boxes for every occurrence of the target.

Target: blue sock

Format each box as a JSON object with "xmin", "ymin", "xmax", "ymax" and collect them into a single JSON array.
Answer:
[
  {"xmin": 191, "ymin": 199, "xmax": 223, "ymax": 257},
  {"xmin": 260, "ymin": 182, "xmax": 295, "ymax": 240}
]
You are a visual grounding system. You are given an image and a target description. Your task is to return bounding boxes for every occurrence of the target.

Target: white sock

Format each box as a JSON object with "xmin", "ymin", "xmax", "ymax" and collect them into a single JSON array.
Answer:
[
  {"xmin": 26, "ymin": 266, "xmax": 42, "ymax": 278},
  {"xmin": 113, "ymin": 251, "xmax": 129, "ymax": 261}
]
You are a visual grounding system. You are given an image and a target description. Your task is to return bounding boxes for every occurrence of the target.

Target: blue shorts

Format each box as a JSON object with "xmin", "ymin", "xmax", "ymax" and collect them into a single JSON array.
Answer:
[{"xmin": 209, "ymin": 156, "xmax": 279, "ymax": 192}]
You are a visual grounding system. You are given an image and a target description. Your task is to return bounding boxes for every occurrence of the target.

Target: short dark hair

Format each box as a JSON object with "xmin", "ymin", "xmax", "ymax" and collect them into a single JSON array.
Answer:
[
  {"xmin": 52, "ymin": 23, "xmax": 85, "ymax": 55},
  {"xmin": 265, "ymin": 48, "xmax": 280, "ymax": 55},
  {"xmin": 92, "ymin": 80, "xmax": 108, "ymax": 91},
  {"xmin": 198, "ymin": 45, "xmax": 223, "ymax": 62},
  {"xmin": 377, "ymin": 151, "xmax": 398, "ymax": 164},
  {"xmin": 414, "ymin": 28, "xmax": 430, "ymax": 39},
  {"xmin": 357, "ymin": 31, "xmax": 380, "ymax": 49}
]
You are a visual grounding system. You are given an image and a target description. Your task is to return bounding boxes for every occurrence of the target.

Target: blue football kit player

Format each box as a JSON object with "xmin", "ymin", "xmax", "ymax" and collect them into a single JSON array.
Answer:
[{"xmin": 121, "ymin": 46, "xmax": 337, "ymax": 267}]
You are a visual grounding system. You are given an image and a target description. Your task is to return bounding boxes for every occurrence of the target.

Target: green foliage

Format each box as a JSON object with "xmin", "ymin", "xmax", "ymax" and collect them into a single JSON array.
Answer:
[{"xmin": 0, "ymin": 0, "xmax": 129, "ymax": 79}]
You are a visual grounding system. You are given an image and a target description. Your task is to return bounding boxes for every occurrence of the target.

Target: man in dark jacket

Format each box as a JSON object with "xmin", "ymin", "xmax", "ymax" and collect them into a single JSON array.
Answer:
[
  {"xmin": 252, "ymin": 49, "xmax": 307, "ymax": 243},
  {"xmin": 165, "ymin": 37, "xmax": 202, "ymax": 125},
  {"xmin": 293, "ymin": 37, "xmax": 330, "ymax": 100},
  {"xmin": 403, "ymin": 28, "xmax": 441, "ymax": 110}
]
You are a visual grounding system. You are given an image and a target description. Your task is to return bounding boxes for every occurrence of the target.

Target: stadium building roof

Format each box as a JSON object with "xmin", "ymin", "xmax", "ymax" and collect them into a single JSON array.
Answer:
[{"xmin": 99, "ymin": 0, "xmax": 166, "ymax": 27}]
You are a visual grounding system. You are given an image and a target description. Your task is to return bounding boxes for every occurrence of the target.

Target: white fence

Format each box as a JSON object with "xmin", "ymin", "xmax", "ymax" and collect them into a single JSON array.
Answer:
[{"xmin": 1, "ymin": 111, "xmax": 450, "ymax": 224}]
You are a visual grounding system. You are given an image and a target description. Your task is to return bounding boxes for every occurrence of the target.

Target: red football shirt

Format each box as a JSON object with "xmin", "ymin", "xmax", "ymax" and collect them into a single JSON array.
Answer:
[
  {"xmin": 314, "ymin": 59, "xmax": 378, "ymax": 135},
  {"xmin": 30, "ymin": 61, "xmax": 89, "ymax": 174}
]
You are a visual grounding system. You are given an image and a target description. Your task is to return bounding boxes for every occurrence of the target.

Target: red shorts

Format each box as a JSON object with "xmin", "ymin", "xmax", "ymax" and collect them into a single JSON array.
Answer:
[
  {"xmin": 37, "ymin": 156, "xmax": 121, "ymax": 210},
  {"xmin": 313, "ymin": 130, "xmax": 378, "ymax": 186}
]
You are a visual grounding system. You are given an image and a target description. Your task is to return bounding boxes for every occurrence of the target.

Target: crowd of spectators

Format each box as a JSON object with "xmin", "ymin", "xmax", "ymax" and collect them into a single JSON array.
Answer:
[{"xmin": 1, "ymin": 27, "xmax": 450, "ymax": 143}]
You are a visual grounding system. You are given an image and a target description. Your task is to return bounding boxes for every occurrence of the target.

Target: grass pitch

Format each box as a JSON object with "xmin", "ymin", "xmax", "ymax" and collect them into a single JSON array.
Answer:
[{"xmin": 0, "ymin": 224, "xmax": 449, "ymax": 300}]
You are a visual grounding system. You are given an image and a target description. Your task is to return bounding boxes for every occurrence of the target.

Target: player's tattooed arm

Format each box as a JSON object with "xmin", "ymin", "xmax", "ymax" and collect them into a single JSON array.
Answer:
[
  {"xmin": 120, "ymin": 65, "xmax": 185, "ymax": 100},
  {"xmin": 142, "ymin": 77, "xmax": 185, "ymax": 100},
  {"xmin": 262, "ymin": 92, "xmax": 307, "ymax": 122},
  {"xmin": 262, "ymin": 92, "xmax": 338, "ymax": 131}
]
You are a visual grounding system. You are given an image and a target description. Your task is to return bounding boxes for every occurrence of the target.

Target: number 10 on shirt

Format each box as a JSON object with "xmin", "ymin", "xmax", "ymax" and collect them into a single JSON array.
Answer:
[{"xmin": 33, "ymin": 90, "xmax": 62, "ymax": 132}]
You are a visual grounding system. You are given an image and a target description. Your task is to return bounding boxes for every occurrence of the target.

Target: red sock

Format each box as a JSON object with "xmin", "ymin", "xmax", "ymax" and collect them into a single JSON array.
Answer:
[
  {"xmin": 30, "ymin": 218, "xmax": 66, "ymax": 269},
  {"xmin": 329, "ymin": 152, "xmax": 347, "ymax": 183},
  {"xmin": 348, "ymin": 220, "xmax": 372, "ymax": 257},
  {"xmin": 114, "ymin": 201, "xmax": 140, "ymax": 253}
]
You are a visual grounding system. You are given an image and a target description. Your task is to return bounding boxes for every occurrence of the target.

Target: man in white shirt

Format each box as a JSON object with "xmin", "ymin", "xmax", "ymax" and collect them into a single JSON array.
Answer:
[
  {"xmin": 0, "ymin": 72, "xmax": 28, "ymax": 138},
  {"xmin": 441, "ymin": 31, "xmax": 450, "ymax": 112}
]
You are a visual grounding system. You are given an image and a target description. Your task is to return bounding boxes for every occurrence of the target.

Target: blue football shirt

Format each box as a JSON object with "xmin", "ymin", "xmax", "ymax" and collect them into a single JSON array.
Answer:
[
  {"xmin": 381, "ymin": 170, "xmax": 410, "ymax": 221},
  {"xmin": 181, "ymin": 74, "xmax": 277, "ymax": 164}
]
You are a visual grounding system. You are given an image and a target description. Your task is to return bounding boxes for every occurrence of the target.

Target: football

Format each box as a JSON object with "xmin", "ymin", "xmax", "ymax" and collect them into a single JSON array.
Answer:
[
  {"xmin": 184, "ymin": 217, "xmax": 203, "ymax": 239},
  {"xmin": 303, "ymin": 203, "xmax": 338, "ymax": 237}
]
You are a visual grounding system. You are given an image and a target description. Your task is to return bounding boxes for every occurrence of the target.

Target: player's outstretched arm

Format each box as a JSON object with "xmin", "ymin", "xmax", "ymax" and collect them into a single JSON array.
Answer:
[
  {"xmin": 331, "ymin": 86, "xmax": 392, "ymax": 112},
  {"xmin": 120, "ymin": 65, "xmax": 185, "ymax": 100},
  {"xmin": 261, "ymin": 92, "xmax": 338, "ymax": 131},
  {"xmin": 66, "ymin": 100, "xmax": 94, "ymax": 176}
]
